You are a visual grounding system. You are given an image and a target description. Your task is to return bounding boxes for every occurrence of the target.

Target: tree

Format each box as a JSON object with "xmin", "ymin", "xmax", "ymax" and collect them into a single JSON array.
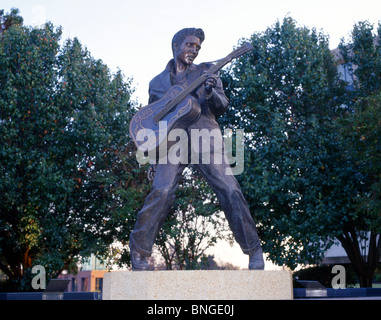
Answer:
[
  {"xmin": 0, "ymin": 12, "xmax": 146, "ymax": 290},
  {"xmin": 0, "ymin": 8, "xmax": 23, "ymax": 34},
  {"xmin": 334, "ymin": 92, "xmax": 381, "ymax": 287},
  {"xmin": 334, "ymin": 21, "xmax": 381, "ymax": 287},
  {"xmin": 339, "ymin": 21, "xmax": 381, "ymax": 97},
  {"xmin": 220, "ymin": 16, "xmax": 344, "ymax": 268},
  {"xmin": 221, "ymin": 16, "xmax": 380, "ymax": 287}
]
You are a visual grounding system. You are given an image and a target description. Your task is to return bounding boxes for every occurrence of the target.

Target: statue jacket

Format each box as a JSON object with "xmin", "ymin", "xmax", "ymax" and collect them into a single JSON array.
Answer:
[{"xmin": 148, "ymin": 59, "xmax": 229, "ymax": 133}]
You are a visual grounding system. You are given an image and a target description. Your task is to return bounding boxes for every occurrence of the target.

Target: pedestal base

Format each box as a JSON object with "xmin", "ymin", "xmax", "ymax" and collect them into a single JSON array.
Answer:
[{"xmin": 103, "ymin": 270, "xmax": 293, "ymax": 300}]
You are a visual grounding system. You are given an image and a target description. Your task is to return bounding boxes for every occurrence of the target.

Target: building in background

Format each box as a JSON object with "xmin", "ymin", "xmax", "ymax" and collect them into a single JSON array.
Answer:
[{"xmin": 58, "ymin": 254, "xmax": 108, "ymax": 292}]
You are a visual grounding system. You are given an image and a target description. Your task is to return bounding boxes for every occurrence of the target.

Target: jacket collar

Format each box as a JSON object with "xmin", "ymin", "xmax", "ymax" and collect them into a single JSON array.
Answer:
[{"xmin": 165, "ymin": 59, "xmax": 198, "ymax": 73}]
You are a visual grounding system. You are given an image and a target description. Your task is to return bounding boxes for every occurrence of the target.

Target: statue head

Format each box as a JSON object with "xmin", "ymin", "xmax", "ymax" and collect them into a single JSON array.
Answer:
[
  {"xmin": 171, "ymin": 28, "xmax": 205, "ymax": 66},
  {"xmin": 172, "ymin": 28, "xmax": 205, "ymax": 55}
]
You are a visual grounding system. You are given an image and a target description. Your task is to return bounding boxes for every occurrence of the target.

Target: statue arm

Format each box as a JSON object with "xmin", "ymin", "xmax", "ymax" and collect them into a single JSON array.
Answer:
[{"xmin": 205, "ymin": 76, "xmax": 229, "ymax": 115}]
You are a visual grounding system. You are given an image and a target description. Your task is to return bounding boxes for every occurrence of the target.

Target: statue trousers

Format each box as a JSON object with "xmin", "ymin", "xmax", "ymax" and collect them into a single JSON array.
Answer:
[{"xmin": 129, "ymin": 146, "xmax": 261, "ymax": 258}]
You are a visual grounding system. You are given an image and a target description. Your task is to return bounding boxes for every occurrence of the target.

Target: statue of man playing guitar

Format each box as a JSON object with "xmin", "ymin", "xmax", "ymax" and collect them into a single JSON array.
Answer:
[{"xmin": 129, "ymin": 28, "xmax": 264, "ymax": 271}]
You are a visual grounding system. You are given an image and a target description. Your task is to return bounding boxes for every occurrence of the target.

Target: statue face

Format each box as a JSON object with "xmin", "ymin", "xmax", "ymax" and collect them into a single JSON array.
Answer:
[{"xmin": 174, "ymin": 35, "xmax": 202, "ymax": 67}]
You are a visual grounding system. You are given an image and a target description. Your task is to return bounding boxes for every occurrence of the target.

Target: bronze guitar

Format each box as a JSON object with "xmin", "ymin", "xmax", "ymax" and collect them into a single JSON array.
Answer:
[{"xmin": 129, "ymin": 42, "xmax": 254, "ymax": 155}]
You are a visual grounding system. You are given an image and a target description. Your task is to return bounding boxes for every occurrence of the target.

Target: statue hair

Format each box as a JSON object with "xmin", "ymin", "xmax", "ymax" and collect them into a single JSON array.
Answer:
[{"xmin": 171, "ymin": 28, "xmax": 205, "ymax": 54}]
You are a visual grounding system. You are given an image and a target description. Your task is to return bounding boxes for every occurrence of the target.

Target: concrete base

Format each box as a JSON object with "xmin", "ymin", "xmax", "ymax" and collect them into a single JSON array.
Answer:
[{"xmin": 103, "ymin": 270, "xmax": 293, "ymax": 300}]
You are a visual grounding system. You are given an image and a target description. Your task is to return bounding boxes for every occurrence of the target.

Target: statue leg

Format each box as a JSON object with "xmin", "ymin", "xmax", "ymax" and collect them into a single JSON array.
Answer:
[
  {"xmin": 195, "ymin": 158, "xmax": 264, "ymax": 269},
  {"xmin": 129, "ymin": 162, "xmax": 186, "ymax": 260}
]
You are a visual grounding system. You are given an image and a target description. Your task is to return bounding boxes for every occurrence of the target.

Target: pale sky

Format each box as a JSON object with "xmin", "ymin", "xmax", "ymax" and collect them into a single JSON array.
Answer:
[{"xmin": 3, "ymin": 0, "xmax": 380, "ymax": 105}]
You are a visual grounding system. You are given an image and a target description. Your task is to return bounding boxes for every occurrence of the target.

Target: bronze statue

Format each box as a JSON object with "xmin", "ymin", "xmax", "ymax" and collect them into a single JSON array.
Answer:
[{"xmin": 129, "ymin": 28, "xmax": 264, "ymax": 271}]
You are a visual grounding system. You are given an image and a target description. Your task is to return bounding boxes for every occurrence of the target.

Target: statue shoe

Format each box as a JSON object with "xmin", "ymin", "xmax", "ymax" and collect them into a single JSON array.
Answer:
[
  {"xmin": 248, "ymin": 245, "xmax": 265, "ymax": 270},
  {"xmin": 131, "ymin": 250, "xmax": 149, "ymax": 271}
]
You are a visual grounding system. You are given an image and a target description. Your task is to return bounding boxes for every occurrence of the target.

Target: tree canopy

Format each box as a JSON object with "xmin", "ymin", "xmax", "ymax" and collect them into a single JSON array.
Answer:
[
  {"xmin": 220, "ymin": 17, "xmax": 380, "ymax": 287},
  {"xmin": 0, "ymin": 12, "xmax": 148, "ymax": 290}
]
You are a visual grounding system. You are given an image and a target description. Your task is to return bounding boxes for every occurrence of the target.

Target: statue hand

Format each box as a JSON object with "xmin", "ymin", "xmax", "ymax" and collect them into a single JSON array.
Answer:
[{"xmin": 204, "ymin": 73, "xmax": 218, "ymax": 95}]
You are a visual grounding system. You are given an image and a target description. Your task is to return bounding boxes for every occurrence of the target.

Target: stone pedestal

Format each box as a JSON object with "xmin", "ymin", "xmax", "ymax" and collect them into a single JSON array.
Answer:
[{"xmin": 103, "ymin": 270, "xmax": 293, "ymax": 300}]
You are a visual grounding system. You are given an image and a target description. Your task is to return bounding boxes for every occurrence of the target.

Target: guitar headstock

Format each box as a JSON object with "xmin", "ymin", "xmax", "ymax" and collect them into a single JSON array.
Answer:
[{"xmin": 229, "ymin": 42, "xmax": 254, "ymax": 60}]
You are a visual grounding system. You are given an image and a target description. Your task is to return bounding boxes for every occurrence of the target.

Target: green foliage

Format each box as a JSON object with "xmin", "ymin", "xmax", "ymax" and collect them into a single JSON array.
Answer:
[
  {"xmin": 339, "ymin": 21, "xmax": 381, "ymax": 97},
  {"xmin": 221, "ymin": 17, "xmax": 380, "ymax": 286},
  {"xmin": 336, "ymin": 91, "xmax": 381, "ymax": 232},
  {"xmin": 221, "ymin": 17, "xmax": 345, "ymax": 268},
  {"xmin": 334, "ymin": 22, "xmax": 381, "ymax": 287},
  {"xmin": 0, "ymin": 15, "xmax": 147, "ymax": 290},
  {"xmin": 0, "ymin": 8, "xmax": 23, "ymax": 34}
]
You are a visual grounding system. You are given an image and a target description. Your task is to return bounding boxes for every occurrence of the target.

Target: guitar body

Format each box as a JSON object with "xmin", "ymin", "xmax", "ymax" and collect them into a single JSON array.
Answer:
[{"xmin": 129, "ymin": 85, "xmax": 201, "ymax": 156}]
